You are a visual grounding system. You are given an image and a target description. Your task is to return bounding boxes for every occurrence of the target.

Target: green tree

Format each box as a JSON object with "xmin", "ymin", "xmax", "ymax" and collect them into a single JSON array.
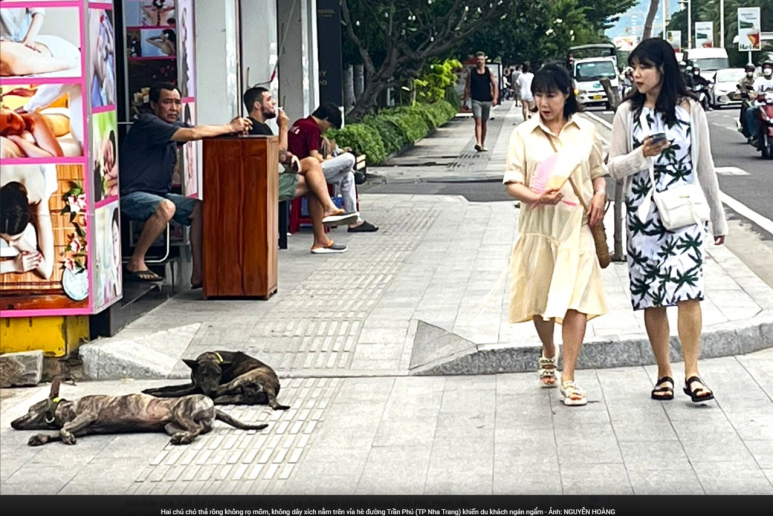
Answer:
[
  {"xmin": 461, "ymin": 0, "xmax": 636, "ymax": 65},
  {"xmin": 341, "ymin": 0, "xmax": 511, "ymax": 121}
]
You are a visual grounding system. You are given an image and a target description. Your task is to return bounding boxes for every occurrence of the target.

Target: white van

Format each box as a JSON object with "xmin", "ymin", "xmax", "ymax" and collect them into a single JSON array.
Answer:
[
  {"xmin": 683, "ymin": 47, "xmax": 729, "ymax": 81},
  {"xmin": 573, "ymin": 57, "xmax": 619, "ymax": 109}
]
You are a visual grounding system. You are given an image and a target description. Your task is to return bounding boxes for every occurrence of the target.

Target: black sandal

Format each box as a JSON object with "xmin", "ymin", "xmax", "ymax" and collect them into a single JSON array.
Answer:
[
  {"xmin": 683, "ymin": 376, "xmax": 714, "ymax": 403},
  {"xmin": 651, "ymin": 376, "xmax": 674, "ymax": 400}
]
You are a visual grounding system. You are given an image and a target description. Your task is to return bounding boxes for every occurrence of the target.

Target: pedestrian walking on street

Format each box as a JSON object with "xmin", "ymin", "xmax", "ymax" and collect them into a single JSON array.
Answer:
[
  {"xmin": 607, "ymin": 39, "xmax": 728, "ymax": 403},
  {"xmin": 503, "ymin": 63, "xmax": 609, "ymax": 406},
  {"xmin": 517, "ymin": 64, "xmax": 534, "ymax": 122},
  {"xmin": 464, "ymin": 51, "xmax": 498, "ymax": 152},
  {"xmin": 512, "ymin": 65, "xmax": 522, "ymax": 107}
]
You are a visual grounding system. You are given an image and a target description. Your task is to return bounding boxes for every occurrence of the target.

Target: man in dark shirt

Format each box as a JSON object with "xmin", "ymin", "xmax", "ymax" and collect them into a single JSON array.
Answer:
[
  {"xmin": 288, "ymin": 103, "xmax": 378, "ymax": 233},
  {"xmin": 120, "ymin": 82, "xmax": 252, "ymax": 285},
  {"xmin": 243, "ymin": 87, "xmax": 356, "ymax": 254},
  {"xmin": 463, "ymin": 51, "xmax": 498, "ymax": 152}
]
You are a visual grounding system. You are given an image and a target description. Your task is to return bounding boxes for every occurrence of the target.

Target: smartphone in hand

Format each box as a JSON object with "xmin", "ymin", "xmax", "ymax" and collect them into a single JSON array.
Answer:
[{"xmin": 649, "ymin": 132, "xmax": 667, "ymax": 143}]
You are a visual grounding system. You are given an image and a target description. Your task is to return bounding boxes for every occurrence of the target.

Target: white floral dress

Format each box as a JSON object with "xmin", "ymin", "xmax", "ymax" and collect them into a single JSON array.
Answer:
[{"xmin": 627, "ymin": 106, "xmax": 705, "ymax": 311}]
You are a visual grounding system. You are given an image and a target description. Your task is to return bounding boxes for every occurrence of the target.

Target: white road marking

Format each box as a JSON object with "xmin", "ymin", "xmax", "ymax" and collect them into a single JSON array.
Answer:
[
  {"xmin": 716, "ymin": 167, "xmax": 750, "ymax": 176},
  {"xmin": 722, "ymin": 192, "xmax": 773, "ymax": 235},
  {"xmin": 585, "ymin": 111, "xmax": 614, "ymax": 130}
]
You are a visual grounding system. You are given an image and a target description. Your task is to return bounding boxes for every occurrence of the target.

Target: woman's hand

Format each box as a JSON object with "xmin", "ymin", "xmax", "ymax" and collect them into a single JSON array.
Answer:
[
  {"xmin": 14, "ymin": 251, "xmax": 41, "ymax": 273},
  {"xmin": 536, "ymin": 188, "xmax": 563, "ymax": 206},
  {"xmin": 589, "ymin": 191, "xmax": 607, "ymax": 227},
  {"xmin": 641, "ymin": 136, "xmax": 670, "ymax": 158},
  {"xmin": 21, "ymin": 37, "xmax": 40, "ymax": 53},
  {"xmin": 714, "ymin": 235, "xmax": 725, "ymax": 246}
]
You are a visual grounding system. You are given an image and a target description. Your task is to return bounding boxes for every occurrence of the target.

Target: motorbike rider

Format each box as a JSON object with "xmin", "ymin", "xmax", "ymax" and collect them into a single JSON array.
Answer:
[
  {"xmin": 746, "ymin": 60, "xmax": 773, "ymax": 146},
  {"xmin": 679, "ymin": 61, "xmax": 690, "ymax": 84},
  {"xmin": 621, "ymin": 66, "xmax": 634, "ymax": 96},
  {"xmin": 738, "ymin": 64, "xmax": 757, "ymax": 137},
  {"xmin": 688, "ymin": 65, "xmax": 712, "ymax": 110}
]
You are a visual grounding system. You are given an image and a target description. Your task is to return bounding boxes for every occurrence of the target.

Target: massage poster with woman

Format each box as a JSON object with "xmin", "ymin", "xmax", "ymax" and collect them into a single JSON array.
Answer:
[{"xmin": 0, "ymin": 0, "xmax": 120, "ymax": 317}]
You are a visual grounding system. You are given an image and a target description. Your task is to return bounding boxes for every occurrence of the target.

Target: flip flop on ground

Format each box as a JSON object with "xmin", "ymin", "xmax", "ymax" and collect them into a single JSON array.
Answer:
[
  {"xmin": 124, "ymin": 268, "xmax": 163, "ymax": 282},
  {"xmin": 311, "ymin": 241, "xmax": 347, "ymax": 254}
]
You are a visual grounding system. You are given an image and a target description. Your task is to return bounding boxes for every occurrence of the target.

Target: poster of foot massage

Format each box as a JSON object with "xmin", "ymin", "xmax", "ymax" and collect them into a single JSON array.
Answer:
[{"xmin": 0, "ymin": 0, "xmax": 122, "ymax": 316}]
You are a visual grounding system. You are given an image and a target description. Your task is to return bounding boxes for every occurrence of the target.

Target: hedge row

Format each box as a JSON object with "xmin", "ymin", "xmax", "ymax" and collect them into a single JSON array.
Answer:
[{"xmin": 328, "ymin": 100, "xmax": 457, "ymax": 166}]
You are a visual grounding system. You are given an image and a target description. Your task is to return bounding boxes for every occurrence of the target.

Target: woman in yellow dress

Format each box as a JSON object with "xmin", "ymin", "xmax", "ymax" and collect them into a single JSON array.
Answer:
[{"xmin": 503, "ymin": 63, "xmax": 609, "ymax": 406}]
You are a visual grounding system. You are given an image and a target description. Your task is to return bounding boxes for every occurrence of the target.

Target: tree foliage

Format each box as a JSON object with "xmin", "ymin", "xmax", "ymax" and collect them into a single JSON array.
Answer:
[{"xmin": 340, "ymin": 0, "xmax": 636, "ymax": 119}]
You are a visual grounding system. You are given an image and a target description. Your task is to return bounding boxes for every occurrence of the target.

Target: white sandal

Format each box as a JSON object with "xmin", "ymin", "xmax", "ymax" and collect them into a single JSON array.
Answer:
[
  {"xmin": 560, "ymin": 380, "xmax": 587, "ymax": 406},
  {"xmin": 538, "ymin": 353, "xmax": 558, "ymax": 388}
]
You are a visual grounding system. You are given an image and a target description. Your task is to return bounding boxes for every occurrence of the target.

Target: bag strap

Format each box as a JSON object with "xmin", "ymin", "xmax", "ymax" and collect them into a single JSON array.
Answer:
[{"xmin": 543, "ymin": 130, "xmax": 590, "ymax": 214}]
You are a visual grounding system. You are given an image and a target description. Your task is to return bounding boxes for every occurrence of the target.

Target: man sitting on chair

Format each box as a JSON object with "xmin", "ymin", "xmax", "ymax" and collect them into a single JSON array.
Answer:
[
  {"xmin": 243, "ymin": 87, "xmax": 356, "ymax": 254},
  {"xmin": 119, "ymin": 82, "xmax": 252, "ymax": 286},
  {"xmin": 289, "ymin": 103, "xmax": 378, "ymax": 233}
]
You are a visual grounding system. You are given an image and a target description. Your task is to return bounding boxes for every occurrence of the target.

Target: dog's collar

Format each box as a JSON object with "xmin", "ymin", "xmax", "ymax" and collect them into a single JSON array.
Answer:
[
  {"xmin": 45, "ymin": 397, "xmax": 62, "ymax": 424},
  {"xmin": 213, "ymin": 353, "xmax": 224, "ymax": 363}
]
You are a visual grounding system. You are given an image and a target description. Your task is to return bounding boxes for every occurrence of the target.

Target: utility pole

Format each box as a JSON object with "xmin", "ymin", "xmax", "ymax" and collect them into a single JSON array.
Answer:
[
  {"xmin": 688, "ymin": 0, "xmax": 692, "ymax": 49},
  {"xmin": 663, "ymin": 0, "xmax": 669, "ymax": 38}
]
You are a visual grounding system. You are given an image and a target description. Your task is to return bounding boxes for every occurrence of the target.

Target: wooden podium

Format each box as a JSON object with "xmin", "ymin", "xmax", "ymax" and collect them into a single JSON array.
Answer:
[{"xmin": 201, "ymin": 135, "xmax": 278, "ymax": 299}]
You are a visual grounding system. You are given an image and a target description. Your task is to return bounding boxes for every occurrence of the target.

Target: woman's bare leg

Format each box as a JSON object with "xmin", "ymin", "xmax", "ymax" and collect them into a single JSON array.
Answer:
[
  {"xmin": 644, "ymin": 307, "xmax": 673, "ymax": 389},
  {"xmin": 677, "ymin": 300, "xmax": 710, "ymax": 394},
  {"xmin": 561, "ymin": 309, "xmax": 588, "ymax": 383}
]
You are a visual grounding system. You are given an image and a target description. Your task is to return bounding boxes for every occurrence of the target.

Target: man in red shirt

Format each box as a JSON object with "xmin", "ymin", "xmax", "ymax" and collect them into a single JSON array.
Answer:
[{"xmin": 288, "ymin": 103, "xmax": 378, "ymax": 233}]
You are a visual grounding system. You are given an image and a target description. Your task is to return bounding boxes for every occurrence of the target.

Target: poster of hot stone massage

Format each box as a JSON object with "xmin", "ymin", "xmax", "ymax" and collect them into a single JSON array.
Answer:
[{"xmin": 0, "ymin": 0, "xmax": 120, "ymax": 316}]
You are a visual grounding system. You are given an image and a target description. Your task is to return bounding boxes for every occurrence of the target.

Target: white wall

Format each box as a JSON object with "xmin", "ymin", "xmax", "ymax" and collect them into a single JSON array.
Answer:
[
  {"xmin": 239, "ymin": 0, "xmax": 280, "ymax": 131},
  {"xmin": 277, "ymin": 0, "xmax": 319, "ymax": 123},
  {"xmin": 195, "ymin": 0, "xmax": 240, "ymax": 125}
]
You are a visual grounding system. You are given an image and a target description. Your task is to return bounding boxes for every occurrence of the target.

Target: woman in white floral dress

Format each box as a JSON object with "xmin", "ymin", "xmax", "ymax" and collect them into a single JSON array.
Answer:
[{"xmin": 607, "ymin": 39, "xmax": 728, "ymax": 404}]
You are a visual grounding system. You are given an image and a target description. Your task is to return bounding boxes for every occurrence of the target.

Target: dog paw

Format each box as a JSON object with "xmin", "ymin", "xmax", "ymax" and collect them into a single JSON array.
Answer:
[
  {"xmin": 170, "ymin": 433, "xmax": 194, "ymax": 445},
  {"xmin": 61, "ymin": 431, "xmax": 77, "ymax": 445},
  {"xmin": 28, "ymin": 434, "xmax": 48, "ymax": 446}
]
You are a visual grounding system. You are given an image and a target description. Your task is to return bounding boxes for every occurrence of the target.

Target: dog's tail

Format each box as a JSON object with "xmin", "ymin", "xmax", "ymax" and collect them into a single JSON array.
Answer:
[{"xmin": 215, "ymin": 410, "xmax": 269, "ymax": 431}]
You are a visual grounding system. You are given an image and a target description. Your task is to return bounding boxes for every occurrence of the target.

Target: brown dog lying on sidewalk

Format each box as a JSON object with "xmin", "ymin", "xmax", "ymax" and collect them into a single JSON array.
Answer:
[
  {"xmin": 10, "ymin": 377, "xmax": 268, "ymax": 446},
  {"xmin": 142, "ymin": 351, "xmax": 289, "ymax": 410}
]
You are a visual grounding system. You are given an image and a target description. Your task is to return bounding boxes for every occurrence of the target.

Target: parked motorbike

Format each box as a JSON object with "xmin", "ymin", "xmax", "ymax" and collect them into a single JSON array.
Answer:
[{"xmin": 751, "ymin": 91, "xmax": 773, "ymax": 159}]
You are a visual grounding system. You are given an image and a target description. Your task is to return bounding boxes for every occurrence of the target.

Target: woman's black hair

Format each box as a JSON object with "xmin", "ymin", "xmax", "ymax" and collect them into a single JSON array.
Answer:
[
  {"xmin": 0, "ymin": 182, "xmax": 32, "ymax": 236},
  {"xmin": 531, "ymin": 62, "xmax": 582, "ymax": 119},
  {"xmin": 626, "ymin": 38, "xmax": 697, "ymax": 125},
  {"xmin": 163, "ymin": 29, "xmax": 176, "ymax": 42},
  {"xmin": 111, "ymin": 205, "xmax": 119, "ymax": 227}
]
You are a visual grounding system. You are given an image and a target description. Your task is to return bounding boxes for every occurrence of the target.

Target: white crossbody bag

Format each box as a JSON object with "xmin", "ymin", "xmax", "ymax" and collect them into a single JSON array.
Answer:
[{"xmin": 636, "ymin": 111, "xmax": 710, "ymax": 230}]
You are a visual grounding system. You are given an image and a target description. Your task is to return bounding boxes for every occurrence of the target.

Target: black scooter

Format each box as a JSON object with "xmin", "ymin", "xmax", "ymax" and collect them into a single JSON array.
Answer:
[{"xmin": 737, "ymin": 84, "xmax": 755, "ymax": 139}]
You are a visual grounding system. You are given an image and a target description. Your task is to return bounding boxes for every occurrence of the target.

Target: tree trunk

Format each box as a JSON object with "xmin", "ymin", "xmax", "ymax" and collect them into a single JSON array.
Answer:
[
  {"xmin": 354, "ymin": 64, "xmax": 365, "ymax": 99},
  {"xmin": 347, "ymin": 77, "xmax": 386, "ymax": 121},
  {"xmin": 642, "ymin": 0, "xmax": 660, "ymax": 40},
  {"xmin": 344, "ymin": 65, "xmax": 355, "ymax": 114}
]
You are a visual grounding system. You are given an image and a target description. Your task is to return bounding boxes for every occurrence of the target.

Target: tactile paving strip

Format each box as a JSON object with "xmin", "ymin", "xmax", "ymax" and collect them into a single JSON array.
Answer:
[{"xmin": 125, "ymin": 377, "xmax": 341, "ymax": 495}]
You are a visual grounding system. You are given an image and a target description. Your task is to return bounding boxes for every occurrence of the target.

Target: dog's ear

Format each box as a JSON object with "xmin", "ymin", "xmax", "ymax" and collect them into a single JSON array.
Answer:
[
  {"xmin": 49, "ymin": 376, "xmax": 61, "ymax": 400},
  {"xmin": 183, "ymin": 359, "xmax": 198, "ymax": 370}
]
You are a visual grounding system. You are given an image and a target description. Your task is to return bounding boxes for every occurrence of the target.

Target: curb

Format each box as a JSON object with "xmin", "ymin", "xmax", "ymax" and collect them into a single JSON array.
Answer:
[{"xmin": 409, "ymin": 318, "xmax": 773, "ymax": 375}]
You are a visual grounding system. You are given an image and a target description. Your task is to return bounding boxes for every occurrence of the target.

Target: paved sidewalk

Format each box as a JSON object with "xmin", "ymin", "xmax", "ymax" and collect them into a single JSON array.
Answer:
[
  {"xmin": 2, "ymin": 349, "xmax": 772, "ymax": 495},
  {"xmin": 77, "ymin": 103, "xmax": 773, "ymax": 379},
  {"xmin": 2, "ymin": 102, "xmax": 771, "ymax": 497}
]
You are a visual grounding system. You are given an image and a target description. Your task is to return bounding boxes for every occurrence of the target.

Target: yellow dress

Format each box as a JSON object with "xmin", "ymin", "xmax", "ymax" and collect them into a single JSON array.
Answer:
[{"xmin": 503, "ymin": 115, "xmax": 608, "ymax": 325}]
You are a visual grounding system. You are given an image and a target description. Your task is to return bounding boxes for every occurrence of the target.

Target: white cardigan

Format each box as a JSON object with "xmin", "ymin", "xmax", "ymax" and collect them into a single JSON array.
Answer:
[{"xmin": 606, "ymin": 99, "xmax": 728, "ymax": 237}]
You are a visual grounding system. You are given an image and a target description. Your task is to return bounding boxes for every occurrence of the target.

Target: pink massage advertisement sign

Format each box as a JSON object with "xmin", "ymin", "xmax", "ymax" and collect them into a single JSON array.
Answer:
[{"xmin": 0, "ymin": 0, "xmax": 119, "ymax": 317}]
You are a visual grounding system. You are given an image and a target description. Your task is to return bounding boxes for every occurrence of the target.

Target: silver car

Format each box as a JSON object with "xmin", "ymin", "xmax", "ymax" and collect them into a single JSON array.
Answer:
[{"xmin": 710, "ymin": 68, "xmax": 746, "ymax": 108}]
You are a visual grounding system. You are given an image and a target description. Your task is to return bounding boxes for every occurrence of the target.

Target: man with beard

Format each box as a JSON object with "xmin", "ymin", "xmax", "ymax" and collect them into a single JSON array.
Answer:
[{"xmin": 243, "ymin": 87, "xmax": 356, "ymax": 254}]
